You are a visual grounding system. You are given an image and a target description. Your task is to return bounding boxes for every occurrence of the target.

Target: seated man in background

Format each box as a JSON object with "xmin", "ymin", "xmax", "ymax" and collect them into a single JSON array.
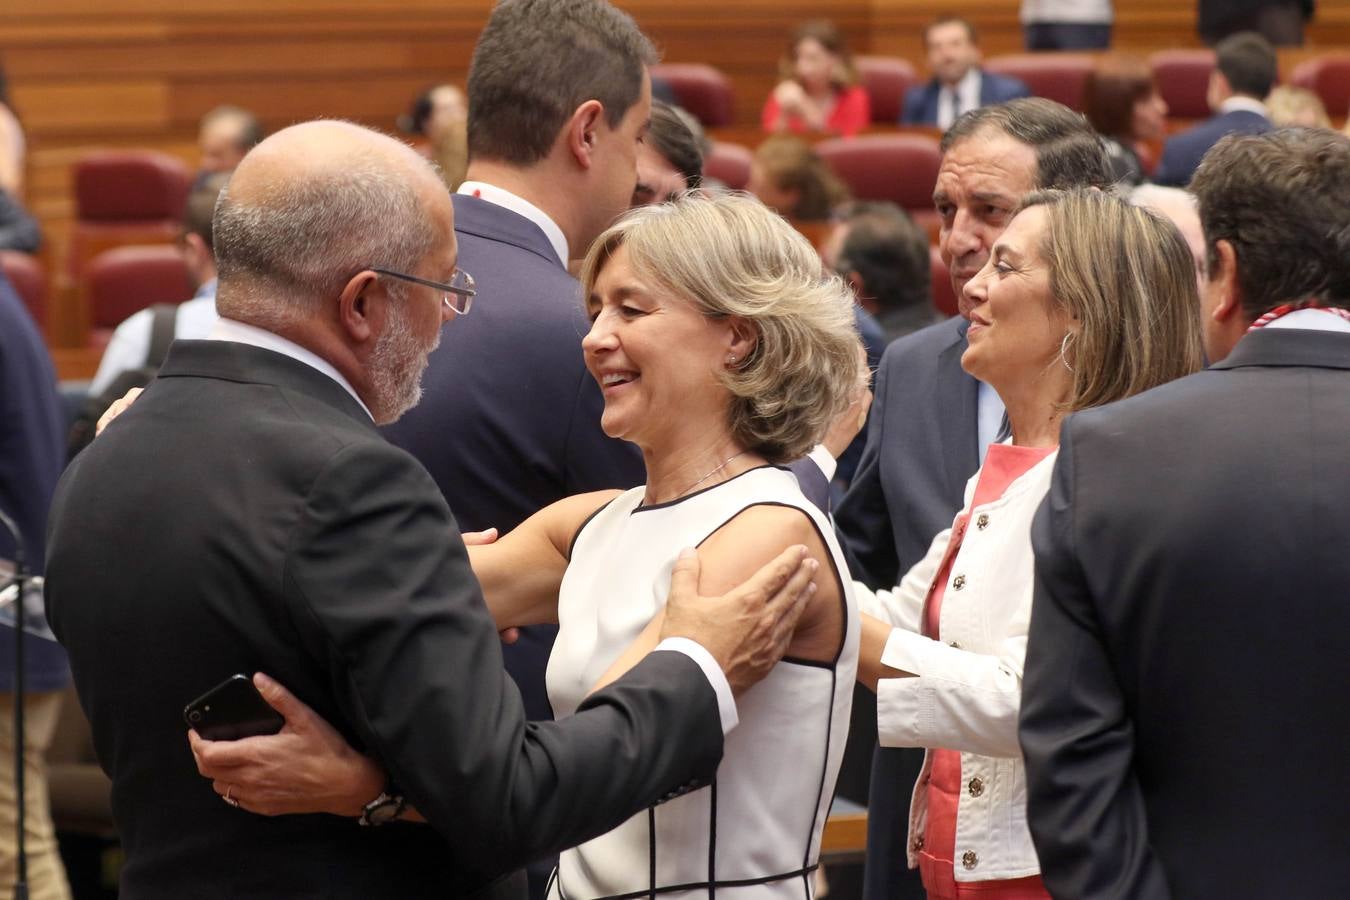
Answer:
[
  {"xmin": 1154, "ymin": 31, "xmax": 1274, "ymax": 187},
  {"xmin": 88, "ymin": 174, "xmax": 228, "ymax": 397},
  {"xmin": 902, "ymin": 16, "xmax": 1029, "ymax": 129},
  {"xmin": 825, "ymin": 201, "xmax": 935, "ymax": 345},
  {"xmin": 197, "ymin": 104, "xmax": 263, "ymax": 178}
]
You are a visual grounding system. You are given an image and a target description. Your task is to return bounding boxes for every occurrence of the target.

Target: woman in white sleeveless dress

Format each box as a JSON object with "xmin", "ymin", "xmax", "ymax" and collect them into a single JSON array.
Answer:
[{"xmin": 188, "ymin": 194, "xmax": 867, "ymax": 898}]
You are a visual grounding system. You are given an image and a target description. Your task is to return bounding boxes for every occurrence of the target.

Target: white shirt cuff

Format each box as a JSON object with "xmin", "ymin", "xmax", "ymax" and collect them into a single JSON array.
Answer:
[
  {"xmin": 654, "ymin": 637, "xmax": 739, "ymax": 735},
  {"xmin": 807, "ymin": 444, "xmax": 838, "ymax": 482}
]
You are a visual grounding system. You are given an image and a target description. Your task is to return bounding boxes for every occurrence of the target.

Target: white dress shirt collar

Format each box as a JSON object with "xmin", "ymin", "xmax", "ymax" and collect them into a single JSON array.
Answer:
[
  {"xmin": 1219, "ymin": 96, "xmax": 1268, "ymax": 118},
  {"xmin": 206, "ymin": 317, "xmax": 374, "ymax": 420},
  {"xmin": 457, "ymin": 181, "xmax": 570, "ymax": 267},
  {"xmin": 1264, "ymin": 308, "xmax": 1350, "ymax": 333},
  {"xmin": 938, "ymin": 68, "xmax": 983, "ymax": 130}
]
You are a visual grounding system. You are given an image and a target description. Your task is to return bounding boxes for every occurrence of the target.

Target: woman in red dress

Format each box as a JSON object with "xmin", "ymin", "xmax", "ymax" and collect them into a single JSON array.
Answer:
[{"xmin": 761, "ymin": 20, "xmax": 871, "ymax": 138}]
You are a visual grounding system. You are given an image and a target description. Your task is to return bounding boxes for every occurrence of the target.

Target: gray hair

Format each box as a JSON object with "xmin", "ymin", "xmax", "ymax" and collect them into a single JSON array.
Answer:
[
  {"xmin": 213, "ymin": 149, "xmax": 439, "ymax": 322},
  {"xmin": 579, "ymin": 193, "xmax": 861, "ymax": 464},
  {"xmin": 942, "ymin": 97, "xmax": 1115, "ymax": 191}
]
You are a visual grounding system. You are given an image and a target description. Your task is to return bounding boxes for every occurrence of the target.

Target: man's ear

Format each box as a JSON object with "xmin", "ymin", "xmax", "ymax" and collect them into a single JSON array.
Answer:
[
  {"xmin": 337, "ymin": 270, "xmax": 383, "ymax": 345},
  {"xmin": 1209, "ymin": 239, "xmax": 1243, "ymax": 325},
  {"xmin": 566, "ymin": 100, "xmax": 606, "ymax": 170}
]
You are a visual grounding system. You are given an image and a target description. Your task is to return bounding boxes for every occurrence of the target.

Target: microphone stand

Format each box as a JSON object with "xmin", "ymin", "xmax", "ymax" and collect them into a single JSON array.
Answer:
[{"xmin": 0, "ymin": 507, "xmax": 30, "ymax": 900}]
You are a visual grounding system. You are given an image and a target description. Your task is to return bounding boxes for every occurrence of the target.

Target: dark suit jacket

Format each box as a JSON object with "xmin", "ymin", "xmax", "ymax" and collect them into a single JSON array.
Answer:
[
  {"xmin": 383, "ymin": 193, "xmax": 646, "ymax": 729},
  {"xmin": 45, "ymin": 340, "xmax": 723, "ymax": 899},
  {"xmin": 1153, "ymin": 108, "xmax": 1271, "ymax": 187},
  {"xmin": 1021, "ymin": 328, "xmax": 1350, "ymax": 899},
  {"xmin": 1198, "ymin": 0, "xmax": 1314, "ymax": 38},
  {"xmin": 0, "ymin": 273, "xmax": 68, "ymax": 692},
  {"xmin": 834, "ymin": 316, "xmax": 981, "ymax": 900},
  {"xmin": 900, "ymin": 71, "xmax": 1031, "ymax": 126}
]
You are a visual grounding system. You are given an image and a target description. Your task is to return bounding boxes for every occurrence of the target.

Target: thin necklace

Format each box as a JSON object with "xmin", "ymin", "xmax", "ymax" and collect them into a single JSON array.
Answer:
[{"xmin": 675, "ymin": 451, "xmax": 748, "ymax": 499}]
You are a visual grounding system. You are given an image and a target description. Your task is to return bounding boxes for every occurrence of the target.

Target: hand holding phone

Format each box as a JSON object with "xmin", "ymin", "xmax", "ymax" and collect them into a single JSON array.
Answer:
[{"xmin": 184, "ymin": 674, "xmax": 285, "ymax": 741}]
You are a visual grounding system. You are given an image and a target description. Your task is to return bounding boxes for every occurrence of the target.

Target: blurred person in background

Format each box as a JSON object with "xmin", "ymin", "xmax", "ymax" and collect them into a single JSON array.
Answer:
[
  {"xmin": 197, "ymin": 104, "xmax": 263, "ymax": 178},
  {"xmin": 400, "ymin": 84, "xmax": 469, "ymax": 190},
  {"xmin": 1265, "ymin": 85, "xmax": 1331, "ymax": 128},
  {"xmin": 632, "ymin": 101, "xmax": 702, "ymax": 207},
  {"xmin": 902, "ymin": 17, "xmax": 1029, "ymax": 129},
  {"xmin": 1084, "ymin": 55, "xmax": 1169, "ymax": 186},
  {"xmin": 1199, "ymin": 0, "xmax": 1315, "ymax": 46},
  {"xmin": 762, "ymin": 20, "xmax": 871, "ymax": 138},
  {"xmin": 747, "ymin": 135, "xmax": 850, "ymax": 221},
  {"xmin": 1021, "ymin": 0, "xmax": 1113, "ymax": 50},
  {"xmin": 0, "ymin": 63, "xmax": 39, "ymax": 253}
]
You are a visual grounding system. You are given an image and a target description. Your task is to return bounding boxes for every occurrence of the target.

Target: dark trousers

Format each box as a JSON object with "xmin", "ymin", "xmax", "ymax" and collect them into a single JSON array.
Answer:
[
  {"xmin": 1202, "ymin": 2, "xmax": 1307, "ymax": 46},
  {"xmin": 862, "ymin": 744, "xmax": 927, "ymax": 900},
  {"xmin": 1023, "ymin": 22, "xmax": 1113, "ymax": 50}
]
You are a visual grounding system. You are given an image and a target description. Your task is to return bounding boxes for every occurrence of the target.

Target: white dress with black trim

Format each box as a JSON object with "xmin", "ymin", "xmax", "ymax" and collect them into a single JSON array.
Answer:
[{"xmin": 545, "ymin": 466, "xmax": 859, "ymax": 900}]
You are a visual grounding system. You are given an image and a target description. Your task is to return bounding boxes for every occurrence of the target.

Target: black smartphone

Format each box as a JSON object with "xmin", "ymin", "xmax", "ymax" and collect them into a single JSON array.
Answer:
[{"xmin": 183, "ymin": 674, "xmax": 285, "ymax": 741}]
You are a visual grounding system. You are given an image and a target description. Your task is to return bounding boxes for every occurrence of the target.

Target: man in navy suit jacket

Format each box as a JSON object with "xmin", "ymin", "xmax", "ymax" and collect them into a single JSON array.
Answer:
[
  {"xmin": 835, "ymin": 98, "xmax": 1113, "ymax": 900},
  {"xmin": 1154, "ymin": 31, "xmax": 1275, "ymax": 187},
  {"xmin": 900, "ymin": 16, "xmax": 1030, "ymax": 128}
]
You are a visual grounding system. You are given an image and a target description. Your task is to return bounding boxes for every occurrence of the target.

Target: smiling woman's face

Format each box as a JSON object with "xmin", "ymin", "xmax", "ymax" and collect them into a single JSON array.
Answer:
[{"xmin": 958, "ymin": 206, "xmax": 1070, "ymax": 392}]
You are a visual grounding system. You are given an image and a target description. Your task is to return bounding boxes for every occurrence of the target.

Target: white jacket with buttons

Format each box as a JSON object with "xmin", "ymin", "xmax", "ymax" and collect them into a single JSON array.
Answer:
[{"xmin": 857, "ymin": 448, "xmax": 1057, "ymax": 882}]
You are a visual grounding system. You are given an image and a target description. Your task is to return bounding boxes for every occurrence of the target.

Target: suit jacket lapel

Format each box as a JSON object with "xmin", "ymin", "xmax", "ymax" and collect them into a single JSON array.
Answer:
[
  {"xmin": 936, "ymin": 320, "xmax": 981, "ymax": 496},
  {"xmin": 451, "ymin": 193, "xmax": 565, "ymax": 270},
  {"xmin": 1210, "ymin": 328, "xmax": 1350, "ymax": 372}
]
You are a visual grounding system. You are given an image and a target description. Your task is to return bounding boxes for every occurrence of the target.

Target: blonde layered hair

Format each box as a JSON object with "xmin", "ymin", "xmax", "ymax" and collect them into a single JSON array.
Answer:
[
  {"xmin": 578, "ymin": 193, "xmax": 861, "ymax": 463},
  {"xmin": 1018, "ymin": 189, "xmax": 1205, "ymax": 412}
]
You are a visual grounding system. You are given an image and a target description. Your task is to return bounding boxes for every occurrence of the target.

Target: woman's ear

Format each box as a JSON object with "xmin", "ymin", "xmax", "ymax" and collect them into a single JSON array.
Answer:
[{"xmin": 726, "ymin": 317, "xmax": 759, "ymax": 363}]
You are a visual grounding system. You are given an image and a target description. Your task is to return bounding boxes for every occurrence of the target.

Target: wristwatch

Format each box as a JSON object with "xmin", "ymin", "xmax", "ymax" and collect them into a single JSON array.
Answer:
[{"xmin": 358, "ymin": 788, "xmax": 406, "ymax": 827}]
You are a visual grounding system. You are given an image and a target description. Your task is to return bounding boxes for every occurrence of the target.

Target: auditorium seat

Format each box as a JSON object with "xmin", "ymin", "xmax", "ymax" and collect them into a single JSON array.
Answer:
[
  {"xmin": 705, "ymin": 141, "xmax": 753, "ymax": 190},
  {"xmin": 816, "ymin": 134, "xmax": 941, "ymax": 231},
  {"xmin": 1, "ymin": 250, "xmax": 47, "ymax": 330},
  {"xmin": 69, "ymin": 150, "xmax": 191, "ymax": 282},
  {"xmin": 1150, "ymin": 49, "xmax": 1215, "ymax": 120},
  {"xmin": 930, "ymin": 246, "xmax": 958, "ymax": 319},
  {"xmin": 854, "ymin": 55, "xmax": 919, "ymax": 124},
  {"xmin": 650, "ymin": 63, "xmax": 736, "ymax": 127},
  {"xmin": 1290, "ymin": 55, "xmax": 1350, "ymax": 120},
  {"xmin": 84, "ymin": 245, "xmax": 193, "ymax": 350},
  {"xmin": 985, "ymin": 54, "xmax": 1095, "ymax": 112}
]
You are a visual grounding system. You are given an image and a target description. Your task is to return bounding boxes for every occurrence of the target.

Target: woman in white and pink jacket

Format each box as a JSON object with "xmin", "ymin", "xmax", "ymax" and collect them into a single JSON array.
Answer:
[{"xmin": 854, "ymin": 189, "xmax": 1203, "ymax": 900}]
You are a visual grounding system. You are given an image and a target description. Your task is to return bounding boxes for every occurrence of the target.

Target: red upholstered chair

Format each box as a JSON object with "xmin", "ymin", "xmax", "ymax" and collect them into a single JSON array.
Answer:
[
  {"xmin": 705, "ymin": 141, "xmax": 753, "ymax": 191},
  {"xmin": 930, "ymin": 246, "xmax": 958, "ymax": 319},
  {"xmin": 1150, "ymin": 49, "xmax": 1216, "ymax": 121},
  {"xmin": 69, "ymin": 150, "xmax": 192, "ymax": 281},
  {"xmin": 816, "ymin": 134, "xmax": 942, "ymax": 225},
  {"xmin": 1291, "ymin": 55, "xmax": 1350, "ymax": 120},
  {"xmin": 84, "ymin": 245, "xmax": 193, "ymax": 351},
  {"xmin": 650, "ymin": 63, "xmax": 736, "ymax": 127},
  {"xmin": 985, "ymin": 54, "xmax": 1095, "ymax": 112},
  {"xmin": 0, "ymin": 250, "xmax": 48, "ymax": 330},
  {"xmin": 855, "ymin": 56, "xmax": 919, "ymax": 124}
]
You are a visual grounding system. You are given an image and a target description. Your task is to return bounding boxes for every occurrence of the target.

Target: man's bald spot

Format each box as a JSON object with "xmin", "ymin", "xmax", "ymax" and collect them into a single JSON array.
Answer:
[{"xmin": 230, "ymin": 120, "xmax": 442, "ymax": 207}]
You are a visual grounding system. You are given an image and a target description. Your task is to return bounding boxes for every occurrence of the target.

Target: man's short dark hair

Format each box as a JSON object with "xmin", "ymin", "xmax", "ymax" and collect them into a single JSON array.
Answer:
[
  {"xmin": 1191, "ymin": 129, "xmax": 1350, "ymax": 319},
  {"xmin": 941, "ymin": 97, "xmax": 1115, "ymax": 191},
  {"xmin": 924, "ymin": 15, "xmax": 977, "ymax": 46},
  {"xmin": 1214, "ymin": 31, "xmax": 1277, "ymax": 99},
  {"xmin": 646, "ymin": 102, "xmax": 703, "ymax": 190},
  {"xmin": 184, "ymin": 173, "xmax": 229, "ymax": 250},
  {"xmin": 834, "ymin": 202, "xmax": 931, "ymax": 315},
  {"xmin": 467, "ymin": 0, "xmax": 657, "ymax": 166},
  {"xmin": 201, "ymin": 105, "xmax": 264, "ymax": 151}
]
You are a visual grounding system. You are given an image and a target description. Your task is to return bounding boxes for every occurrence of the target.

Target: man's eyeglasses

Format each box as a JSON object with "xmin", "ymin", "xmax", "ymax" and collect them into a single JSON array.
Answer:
[{"xmin": 370, "ymin": 267, "xmax": 476, "ymax": 315}]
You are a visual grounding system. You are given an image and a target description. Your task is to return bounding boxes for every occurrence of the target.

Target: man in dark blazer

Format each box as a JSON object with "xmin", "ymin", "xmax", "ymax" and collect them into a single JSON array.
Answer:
[
  {"xmin": 45, "ymin": 119, "xmax": 816, "ymax": 900},
  {"xmin": 1021, "ymin": 129, "xmax": 1350, "ymax": 899},
  {"xmin": 901, "ymin": 16, "xmax": 1030, "ymax": 128},
  {"xmin": 1153, "ymin": 31, "xmax": 1275, "ymax": 187},
  {"xmin": 834, "ymin": 99, "xmax": 1113, "ymax": 900}
]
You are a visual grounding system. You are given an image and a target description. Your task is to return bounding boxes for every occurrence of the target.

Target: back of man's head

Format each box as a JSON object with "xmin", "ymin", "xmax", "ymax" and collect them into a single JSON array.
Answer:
[
  {"xmin": 1191, "ymin": 129, "xmax": 1350, "ymax": 319},
  {"xmin": 836, "ymin": 202, "xmax": 931, "ymax": 315},
  {"xmin": 1214, "ymin": 32, "xmax": 1277, "ymax": 100},
  {"xmin": 213, "ymin": 121, "xmax": 441, "ymax": 325},
  {"xmin": 942, "ymin": 97, "xmax": 1114, "ymax": 191},
  {"xmin": 467, "ymin": 0, "xmax": 656, "ymax": 167},
  {"xmin": 183, "ymin": 172, "xmax": 229, "ymax": 252},
  {"xmin": 647, "ymin": 102, "xmax": 704, "ymax": 190}
]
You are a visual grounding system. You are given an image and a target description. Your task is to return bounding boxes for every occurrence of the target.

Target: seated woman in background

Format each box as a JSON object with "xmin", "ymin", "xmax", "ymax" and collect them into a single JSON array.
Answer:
[
  {"xmin": 1266, "ymin": 85, "xmax": 1332, "ymax": 128},
  {"xmin": 762, "ymin": 20, "xmax": 871, "ymax": 138},
  {"xmin": 1084, "ymin": 55, "xmax": 1169, "ymax": 186},
  {"xmin": 747, "ymin": 135, "xmax": 851, "ymax": 221},
  {"xmin": 399, "ymin": 84, "xmax": 469, "ymax": 190},
  {"xmin": 855, "ymin": 189, "xmax": 1204, "ymax": 899},
  {"xmin": 190, "ymin": 194, "xmax": 868, "ymax": 898}
]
